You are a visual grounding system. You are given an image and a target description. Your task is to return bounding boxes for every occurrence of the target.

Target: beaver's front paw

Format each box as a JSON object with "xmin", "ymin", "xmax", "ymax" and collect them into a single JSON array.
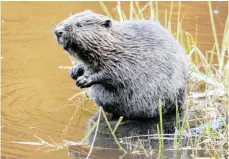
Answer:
[
  {"xmin": 76, "ymin": 76, "xmax": 93, "ymax": 88},
  {"xmin": 70, "ymin": 64, "xmax": 85, "ymax": 80}
]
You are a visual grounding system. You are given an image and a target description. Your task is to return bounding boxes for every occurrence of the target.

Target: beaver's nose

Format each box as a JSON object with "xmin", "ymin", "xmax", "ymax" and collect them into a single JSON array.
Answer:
[{"xmin": 54, "ymin": 29, "xmax": 63, "ymax": 37}]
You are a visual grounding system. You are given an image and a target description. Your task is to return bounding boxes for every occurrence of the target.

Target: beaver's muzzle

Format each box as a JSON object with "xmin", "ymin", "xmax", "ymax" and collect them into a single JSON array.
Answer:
[
  {"xmin": 54, "ymin": 29, "xmax": 64, "ymax": 44},
  {"xmin": 54, "ymin": 29, "xmax": 63, "ymax": 38}
]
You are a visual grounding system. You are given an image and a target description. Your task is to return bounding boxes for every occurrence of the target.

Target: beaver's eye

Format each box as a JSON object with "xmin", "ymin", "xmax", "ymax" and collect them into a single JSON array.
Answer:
[
  {"xmin": 76, "ymin": 23, "xmax": 82, "ymax": 27},
  {"xmin": 102, "ymin": 19, "xmax": 112, "ymax": 28}
]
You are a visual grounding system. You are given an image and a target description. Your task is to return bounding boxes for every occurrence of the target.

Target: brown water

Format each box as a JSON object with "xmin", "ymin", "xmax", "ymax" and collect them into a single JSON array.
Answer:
[{"xmin": 1, "ymin": 1, "xmax": 228, "ymax": 159}]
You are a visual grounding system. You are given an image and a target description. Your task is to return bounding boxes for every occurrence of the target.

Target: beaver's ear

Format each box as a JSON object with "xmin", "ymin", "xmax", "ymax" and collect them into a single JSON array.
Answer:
[{"xmin": 103, "ymin": 19, "xmax": 112, "ymax": 28}]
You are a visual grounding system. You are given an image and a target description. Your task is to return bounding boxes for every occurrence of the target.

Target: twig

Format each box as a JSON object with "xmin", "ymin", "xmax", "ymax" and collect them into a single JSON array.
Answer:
[
  {"xmin": 61, "ymin": 105, "xmax": 80, "ymax": 136},
  {"xmin": 138, "ymin": 137, "xmax": 149, "ymax": 157},
  {"xmin": 58, "ymin": 66, "xmax": 72, "ymax": 69},
  {"xmin": 68, "ymin": 91, "xmax": 87, "ymax": 101},
  {"xmin": 86, "ymin": 106, "xmax": 102, "ymax": 159}
]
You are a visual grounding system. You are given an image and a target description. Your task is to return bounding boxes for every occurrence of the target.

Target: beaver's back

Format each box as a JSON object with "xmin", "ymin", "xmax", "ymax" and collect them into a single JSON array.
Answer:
[{"xmin": 90, "ymin": 20, "xmax": 188, "ymax": 119}]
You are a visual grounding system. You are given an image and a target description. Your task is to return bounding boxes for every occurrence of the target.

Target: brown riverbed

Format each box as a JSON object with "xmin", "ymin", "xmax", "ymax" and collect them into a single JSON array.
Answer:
[{"xmin": 1, "ymin": 1, "xmax": 228, "ymax": 159}]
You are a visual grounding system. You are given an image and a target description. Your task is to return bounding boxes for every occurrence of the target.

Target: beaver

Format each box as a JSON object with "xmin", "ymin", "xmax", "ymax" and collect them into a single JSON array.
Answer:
[{"xmin": 54, "ymin": 10, "xmax": 189, "ymax": 119}]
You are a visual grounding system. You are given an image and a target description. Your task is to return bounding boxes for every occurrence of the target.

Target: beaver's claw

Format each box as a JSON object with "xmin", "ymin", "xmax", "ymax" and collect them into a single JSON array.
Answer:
[
  {"xmin": 76, "ymin": 76, "xmax": 93, "ymax": 88},
  {"xmin": 70, "ymin": 64, "xmax": 85, "ymax": 80}
]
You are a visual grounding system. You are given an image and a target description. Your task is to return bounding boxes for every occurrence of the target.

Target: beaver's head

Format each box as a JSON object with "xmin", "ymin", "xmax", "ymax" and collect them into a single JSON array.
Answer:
[{"xmin": 54, "ymin": 10, "xmax": 113, "ymax": 63}]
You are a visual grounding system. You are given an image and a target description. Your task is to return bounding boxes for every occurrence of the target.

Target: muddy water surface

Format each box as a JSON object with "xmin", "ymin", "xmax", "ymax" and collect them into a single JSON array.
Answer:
[{"xmin": 1, "ymin": 1, "xmax": 228, "ymax": 159}]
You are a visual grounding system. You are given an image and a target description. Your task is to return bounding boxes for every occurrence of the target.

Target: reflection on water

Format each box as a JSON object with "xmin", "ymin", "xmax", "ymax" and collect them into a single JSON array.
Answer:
[
  {"xmin": 68, "ymin": 111, "xmax": 226, "ymax": 159},
  {"xmin": 69, "ymin": 113, "xmax": 184, "ymax": 159},
  {"xmin": 68, "ymin": 112, "xmax": 187, "ymax": 159},
  {"xmin": 1, "ymin": 1, "xmax": 228, "ymax": 159}
]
